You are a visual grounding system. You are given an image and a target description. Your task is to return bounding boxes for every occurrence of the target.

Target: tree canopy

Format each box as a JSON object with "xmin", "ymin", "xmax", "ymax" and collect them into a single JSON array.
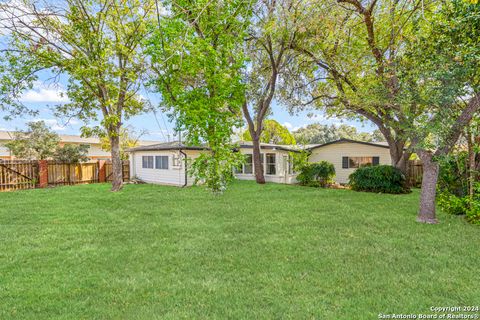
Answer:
[
  {"xmin": 5, "ymin": 121, "xmax": 60, "ymax": 160},
  {"xmin": 293, "ymin": 123, "xmax": 382, "ymax": 145},
  {"xmin": 242, "ymin": 119, "xmax": 296, "ymax": 145}
]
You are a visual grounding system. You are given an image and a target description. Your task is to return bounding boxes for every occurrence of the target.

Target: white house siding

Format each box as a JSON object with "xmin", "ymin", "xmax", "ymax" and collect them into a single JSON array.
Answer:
[
  {"xmin": 309, "ymin": 142, "xmax": 392, "ymax": 184},
  {"xmin": 129, "ymin": 149, "xmax": 204, "ymax": 186},
  {"xmin": 130, "ymin": 150, "xmax": 186, "ymax": 186},
  {"xmin": 235, "ymin": 148, "xmax": 297, "ymax": 184},
  {"xmin": 130, "ymin": 147, "xmax": 298, "ymax": 186}
]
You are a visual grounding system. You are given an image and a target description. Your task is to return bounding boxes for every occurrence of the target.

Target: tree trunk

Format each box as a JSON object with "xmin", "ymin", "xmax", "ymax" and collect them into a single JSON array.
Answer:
[
  {"xmin": 417, "ymin": 150, "xmax": 439, "ymax": 224},
  {"xmin": 110, "ymin": 131, "xmax": 123, "ymax": 192},
  {"xmin": 252, "ymin": 136, "xmax": 265, "ymax": 184},
  {"xmin": 467, "ymin": 130, "xmax": 475, "ymax": 203}
]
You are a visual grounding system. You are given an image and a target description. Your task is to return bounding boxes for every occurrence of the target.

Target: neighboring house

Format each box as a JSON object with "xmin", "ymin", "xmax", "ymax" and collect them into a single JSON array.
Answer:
[
  {"xmin": 0, "ymin": 131, "xmax": 160, "ymax": 160},
  {"xmin": 128, "ymin": 141, "xmax": 298, "ymax": 187},
  {"xmin": 308, "ymin": 139, "xmax": 392, "ymax": 184},
  {"xmin": 128, "ymin": 138, "xmax": 391, "ymax": 186}
]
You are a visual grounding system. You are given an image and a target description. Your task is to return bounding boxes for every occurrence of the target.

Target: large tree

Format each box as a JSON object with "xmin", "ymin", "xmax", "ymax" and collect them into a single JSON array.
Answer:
[
  {"xmin": 0, "ymin": 0, "xmax": 156, "ymax": 191},
  {"xmin": 242, "ymin": 0, "xmax": 299, "ymax": 184},
  {"xmin": 147, "ymin": 0, "xmax": 250, "ymax": 193},
  {"xmin": 287, "ymin": 0, "xmax": 480, "ymax": 223},
  {"xmin": 283, "ymin": 0, "xmax": 424, "ymax": 176},
  {"xmin": 398, "ymin": 0, "xmax": 480, "ymax": 222}
]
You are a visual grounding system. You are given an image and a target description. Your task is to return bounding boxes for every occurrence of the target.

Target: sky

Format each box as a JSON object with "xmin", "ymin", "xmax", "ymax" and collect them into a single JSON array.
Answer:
[
  {"xmin": 0, "ymin": 1, "xmax": 377, "ymax": 142},
  {"xmin": 0, "ymin": 80, "xmax": 377, "ymax": 142}
]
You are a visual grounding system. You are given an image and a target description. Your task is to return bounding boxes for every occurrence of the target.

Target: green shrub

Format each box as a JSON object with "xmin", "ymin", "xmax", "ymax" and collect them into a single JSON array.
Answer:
[
  {"xmin": 436, "ymin": 154, "xmax": 480, "ymax": 224},
  {"xmin": 349, "ymin": 165, "xmax": 410, "ymax": 194},
  {"xmin": 438, "ymin": 183, "xmax": 480, "ymax": 224},
  {"xmin": 438, "ymin": 152, "xmax": 469, "ymax": 197},
  {"xmin": 437, "ymin": 191, "xmax": 468, "ymax": 215},
  {"xmin": 297, "ymin": 161, "xmax": 335, "ymax": 187}
]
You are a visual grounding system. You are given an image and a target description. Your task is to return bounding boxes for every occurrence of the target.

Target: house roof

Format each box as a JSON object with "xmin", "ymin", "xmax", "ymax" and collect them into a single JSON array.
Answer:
[
  {"xmin": 308, "ymin": 138, "xmax": 390, "ymax": 151},
  {"xmin": 237, "ymin": 141, "xmax": 299, "ymax": 152},
  {"xmin": 0, "ymin": 131, "xmax": 160, "ymax": 146},
  {"xmin": 128, "ymin": 141, "xmax": 209, "ymax": 152},
  {"xmin": 128, "ymin": 140, "xmax": 301, "ymax": 152}
]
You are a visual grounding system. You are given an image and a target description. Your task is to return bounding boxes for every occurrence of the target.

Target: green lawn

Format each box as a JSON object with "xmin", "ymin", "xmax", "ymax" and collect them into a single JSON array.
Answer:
[{"xmin": 0, "ymin": 181, "xmax": 478, "ymax": 319}]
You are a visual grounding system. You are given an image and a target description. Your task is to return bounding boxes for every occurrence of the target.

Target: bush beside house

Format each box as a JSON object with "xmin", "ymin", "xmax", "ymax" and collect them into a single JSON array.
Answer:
[
  {"xmin": 349, "ymin": 165, "xmax": 410, "ymax": 194},
  {"xmin": 296, "ymin": 161, "xmax": 335, "ymax": 187}
]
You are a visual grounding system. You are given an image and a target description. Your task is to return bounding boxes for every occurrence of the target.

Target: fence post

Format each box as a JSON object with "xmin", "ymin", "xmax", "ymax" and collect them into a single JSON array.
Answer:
[
  {"xmin": 38, "ymin": 160, "xmax": 48, "ymax": 188},
  {"xmin": 98, "ymin": 160, "xmax": 106, "ymax": 183}
]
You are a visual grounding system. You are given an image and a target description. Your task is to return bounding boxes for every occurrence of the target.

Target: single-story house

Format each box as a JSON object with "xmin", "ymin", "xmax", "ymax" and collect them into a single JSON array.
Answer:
[
  {"xmin": 0, "ymin": 131, "xmax": 160, "ymax": 160},
  {"xmin": 128, "ymin": 138, "xmax": 392, "ymax": 186},
  {"xmin": 128, "ymin": 141, "xmax": 298, "ymax": 186}
]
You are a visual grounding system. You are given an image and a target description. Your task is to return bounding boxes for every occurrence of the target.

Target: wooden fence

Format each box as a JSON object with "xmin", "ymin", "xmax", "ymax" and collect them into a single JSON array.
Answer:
[
  {"xmin": 48, "ymin": 161, "xmax": 99, "ymax": 186},
  {"xmin": 0, "ymin": 159, "xmax": 130, "ymax": 192},
  {"xmin": 407, "ymin": 160, "xmax": 423, "ymax": 187},
  {"xmin": 0, "ymin": 160, "xmax": 38, "ymax": 192},
  {"xmin": 105, "ymin": 160, "xmax": 130, "ymax": 182}
]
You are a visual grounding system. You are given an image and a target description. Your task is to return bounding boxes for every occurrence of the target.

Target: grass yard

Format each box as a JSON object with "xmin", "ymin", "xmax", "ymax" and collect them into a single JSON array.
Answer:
[{"xmin": 0, "ymin": 181, "xmax": 479, "ymax": 319}]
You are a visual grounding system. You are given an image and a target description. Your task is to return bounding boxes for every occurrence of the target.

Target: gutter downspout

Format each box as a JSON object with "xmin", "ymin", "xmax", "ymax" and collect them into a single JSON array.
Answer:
[{"xmin": 180, "ymin": 149, "xmax": 188, "ymax": 187}]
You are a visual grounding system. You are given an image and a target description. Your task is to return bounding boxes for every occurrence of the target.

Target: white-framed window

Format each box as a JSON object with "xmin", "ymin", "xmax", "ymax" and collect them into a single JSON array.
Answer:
[
  {"xmin": 342, "ymin": 156, "xmax": 379, "ymax": 169},
  {"xmin": 266, "ymin": 153, "xmax": 276, "ymax": 175},
  {"xmin": 142, "ymin": 156, "xmax": 154, "ymax": 169},
  {"xmin": 243, "ymin": 154, "xmax": 253, "ymax": 174},
  {"xmin": 155, "ymin": 156, "xmax": 169, "ymax": 170},
  {"xmin": 235, "ymin": 154, "xmax": 253, "ymax": 174}
]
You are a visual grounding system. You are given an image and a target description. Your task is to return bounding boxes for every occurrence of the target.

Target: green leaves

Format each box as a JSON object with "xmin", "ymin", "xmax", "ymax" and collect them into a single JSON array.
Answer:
[
  {"xmin": 242, "ymin": 119, "xmax": 296, "ymax": 145},
  {"xmin": 5, "ymin": 121, "xmax": 60, "ymax": 160},
  {"xmin": 148, "ymin": 0, "xmax": 251, "ymax": 193}
]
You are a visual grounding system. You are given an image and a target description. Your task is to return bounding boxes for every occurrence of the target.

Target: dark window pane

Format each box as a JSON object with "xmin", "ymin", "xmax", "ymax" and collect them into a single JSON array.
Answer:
[
  {"xmin": 266, "ymin": 153, "xmax": 276, "ymax": 175},
  {"xmin": 243, "ymin": 154, "xmax": 253, "ymax": 174},
  {"xmin": 143, "ymin": 156, "xmax": 154, "ymax": 168},
  {"xmin": 155, "ymin": 156, "xmax": 169, "ymax": 169}
]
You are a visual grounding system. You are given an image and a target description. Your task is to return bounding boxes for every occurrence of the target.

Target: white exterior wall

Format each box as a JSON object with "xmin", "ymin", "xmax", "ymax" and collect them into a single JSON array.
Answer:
[
  {"xmin": 129, "ymin": 150, "xmax": 202, "ymax": 186},
  {"xmin": 235, "ymin": 148, "xmax": 297, "ymax": 184},
  {"xmin": 309, "ymin": 142, "xmax": 392, "ymax": 184},
  {"xmin": 129, "ymin": 148, "xmax": 298, "ymax": 186}
]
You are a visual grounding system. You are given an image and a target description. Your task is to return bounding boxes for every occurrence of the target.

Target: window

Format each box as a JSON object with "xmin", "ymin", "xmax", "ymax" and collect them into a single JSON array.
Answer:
[
  {"xmin": 155, "ymin": 156, "xmax": 169, "ymax": 169},
  {"xmin": 266, "ymin": 153, "xmax": 276, "ymax": 175},
  {"xmin": 243, "ymin": 154, "xmax": 253, "ymax": 174},
  {"xmin": 235, "ymin": 154, "xmax": 253, "ymax": 174},
  {"xmin": 342, "ymin": 156, "xmax": 379, "ymax": 169},
  {"xmin": 142, "ymin": 156, "xmax": 154, "ymax": 169}
]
